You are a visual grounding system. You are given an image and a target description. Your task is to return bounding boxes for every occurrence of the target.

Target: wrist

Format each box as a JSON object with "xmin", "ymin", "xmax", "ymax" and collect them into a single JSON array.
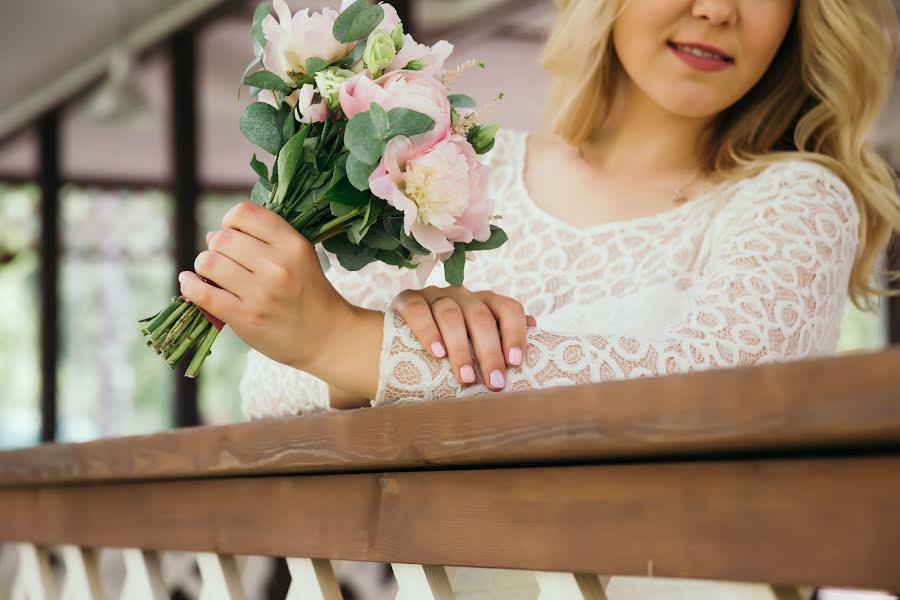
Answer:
[{"xmin": 304, "ymin": 305, "xmax": 385, "ymax": 400}]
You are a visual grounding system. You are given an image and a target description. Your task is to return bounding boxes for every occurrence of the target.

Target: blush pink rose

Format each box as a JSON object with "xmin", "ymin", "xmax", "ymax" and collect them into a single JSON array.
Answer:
[
  {"xmin": 339, "ymin": 71, "xmax": 451, "ymax": 154},
  {"xmin": 368, "ymin": 134, "xmax": 492, "ymax": 256}
]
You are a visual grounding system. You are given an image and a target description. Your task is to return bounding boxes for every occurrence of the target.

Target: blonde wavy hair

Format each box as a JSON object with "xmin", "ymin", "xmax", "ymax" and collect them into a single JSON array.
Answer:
[{"xmin": 541, "ymin": 0, "xmax": 900, "ymax": 310}]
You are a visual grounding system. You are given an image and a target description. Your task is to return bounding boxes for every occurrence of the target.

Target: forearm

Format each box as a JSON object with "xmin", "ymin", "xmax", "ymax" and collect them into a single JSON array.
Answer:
[{"xmin": 305, "ymin": 306, "xmax": 385, "ymax": 402}]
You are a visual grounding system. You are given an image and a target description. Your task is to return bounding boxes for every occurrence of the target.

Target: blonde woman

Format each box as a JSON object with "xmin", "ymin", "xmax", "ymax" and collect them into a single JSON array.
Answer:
[{"xmin": 181, "ymin": 0, "xmax": 900, "ymax": 594}]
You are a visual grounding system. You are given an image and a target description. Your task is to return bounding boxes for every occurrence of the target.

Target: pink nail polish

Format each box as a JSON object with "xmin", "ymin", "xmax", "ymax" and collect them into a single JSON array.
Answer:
[
  {"xmin": 431, "ymin": 341, "xmax": 446, "ymax": 358},
  {"xmin": 490, "ymin": 369, "xmax": 505, "ymax": 389},
  {"xmin": 178, "ymin": 271, "xmax": 188, "ymax": 284},
  {"xmin": 508, "ymin": 346, "xmax": 523, "ymax": 366},
  {"xmin": 460, "ymin": 365, "xmax": 476, "ymax": 384}
]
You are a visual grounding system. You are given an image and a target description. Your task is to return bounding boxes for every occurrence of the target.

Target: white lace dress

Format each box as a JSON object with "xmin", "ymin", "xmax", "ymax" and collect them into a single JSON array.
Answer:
[{"xmin": 239, "ymin": 128, "xmax": 860, "ymax": 598}]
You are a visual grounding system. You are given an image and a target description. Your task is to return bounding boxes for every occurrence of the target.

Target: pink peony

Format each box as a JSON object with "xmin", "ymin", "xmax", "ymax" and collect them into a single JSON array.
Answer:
[
  {"xmin": 262, "ymin": 0, "xmax": 350, "ymax": 84},
  {"xmin": 257, "ymin": 88, "xmax": 300, "ymax": 110},
  {"xmin": 339, "ymin": 71, "xmax": 451, "ymax": 154},
  {"xmin": 294, "ymin": 84, "xmax": 329, "ymax": 123},
  {"xmin": 387, "ymin": 35, "xmax": 454, "ymax": 75},
  {"xmin": 369, "ymin": 135, "xmax": 492, "ymax": 256}
]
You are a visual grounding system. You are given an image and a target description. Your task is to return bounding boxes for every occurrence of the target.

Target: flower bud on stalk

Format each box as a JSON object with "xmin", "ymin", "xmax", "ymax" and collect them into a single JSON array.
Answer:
[
  {"xmin": 314, "ymin": 67, "xmax": 355, "ymax": 109},
  {"xmin": 363, "ymin": 29, "xmax": 397, "ymax": 77},
  {"xmin": 391, "ymin": 24, "xmax": 404, "ymax": 51}
]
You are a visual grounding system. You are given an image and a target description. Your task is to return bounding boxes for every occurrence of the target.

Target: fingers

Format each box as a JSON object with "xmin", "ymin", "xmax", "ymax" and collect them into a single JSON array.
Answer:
[
  {"xmin": 455, "ymin": 296, "xmax": 507, "ymax": 392},
  {"xmin": 194, "ymin": 250, "xmax": 254, "ymax": 301},
  {"xmin": 391, "ymin": 290, "xmax": 447, "ymax": 358},
  {"xmin": 178, "ymin": 271, "xmax": 241, "ymax": 321},
  {"xmin": 206, "ymin": 229, "xmax": 270, "ymax": 274},
  {"xmin": 484, "ymin": 294, "xmax": 528, "ymax": 367},
  {"xmin": 221, "ymin": 201, "xmax": 296, "ymax": 248},
  {"xmin": 428, "ymin": 296, "xmax": 479, "ymax": 387}
]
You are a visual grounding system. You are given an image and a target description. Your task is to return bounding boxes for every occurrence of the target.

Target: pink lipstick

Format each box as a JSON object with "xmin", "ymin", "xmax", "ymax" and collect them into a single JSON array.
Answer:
[{"xmin": 667, "ymin": 40, "xmax": 735, "ymax": 72}]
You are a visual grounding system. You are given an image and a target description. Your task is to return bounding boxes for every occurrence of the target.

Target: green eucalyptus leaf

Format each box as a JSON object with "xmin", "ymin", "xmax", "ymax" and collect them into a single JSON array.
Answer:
[
  {"xmin": 334, "ymin": 1, "xmax": 385, "ymax": 43},
  {"xmin": 444, "ymin": 243, "xmax": 467, "ymax": 287},
  {"xmin": 376, "ymin": 248, "xmax": 416, "ymax": 268},
  {"xmin": 369, "ymin": 102, "xmax": 391, "ymax": 137},
  {"xmin": 305, "ymin": 57, "xmax": 329, "ymax": 77},
  {"xmin": 239, "ymin": 102, "xmax": 282, "ymax": 155},
  {"xmin": 362, "ymin": 227, "xmax": 400, "ymax": 250},
  {"xmin": 347, "ymin": 197, "xmax": 384, "ymax": 244},
  {"xmin": 238, "ymin": 55, "xmax": 262, "ymax": 99},
  {"xmin": 251, "ymin": 2, "xmax": 270, "ymax": 57},
  {"xmin": 322, "ymin": 234, "xmax": 378, "ymax": 271},
  {"xmin": 345, "ymin": 112, "xmax": 385, "ymax": 165},
  {"xmin": 243, "ymin": 70, "xmax": 292, "ymax": 94},
  {"xmin": 388, "ymin": 108, "xmax": 435, "ymax": 138},
  {"xmin": 323, "ymin": 175, "xmax": 371, "ymax": 206},
  {"xmin": 330, "ymin": 201, "xmax": 358, "ymax": 217},
  {"xmin": 448, "ymin": 94, "xmax": 476, "ymax": 109},
  {"xmin": 251, "ymin": 178, "xmax": 270, "ymax": 205},
  {"xmin": 250, "ymin": 154, "xmax": 269, "ymax": 182},
  {"xmin": 275, "ymin": 126, "xmax": 311, "ymax": 204},
  {"xmin": 465, "ymin": 225, "xmax": 508, "ymax": 251},
  {"xmin": 302, "ymin": 135, "xmax": 319, "ymax": 164},
  {"xmin": 346, "ymin": 155, "xmax": 378, "ymax": 191},
  {"xmin": 336, "ymin": 40, "xmax": 366, "ymax": 68},
  {"xmin": 281, "ymin": 108, "xmax": 296, "ymax": 145}
]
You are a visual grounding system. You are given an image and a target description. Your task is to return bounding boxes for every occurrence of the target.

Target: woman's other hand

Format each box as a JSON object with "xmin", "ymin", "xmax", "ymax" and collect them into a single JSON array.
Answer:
[{"xmin": 390, "ymin": 287, "xmax": 537, "ymax": 392}]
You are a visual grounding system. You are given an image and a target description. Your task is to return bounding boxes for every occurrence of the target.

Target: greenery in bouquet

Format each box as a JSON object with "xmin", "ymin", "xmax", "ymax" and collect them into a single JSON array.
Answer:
[{"xmin": 139, "ymin": 0, "xmax": 506, "ymax": 377}]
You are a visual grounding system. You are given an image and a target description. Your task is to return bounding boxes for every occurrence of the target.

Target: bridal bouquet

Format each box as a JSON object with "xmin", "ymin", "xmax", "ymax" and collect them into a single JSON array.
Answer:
[{"xmin": 139, "ymin": 0, "xmax": 506, "ymax": 377}]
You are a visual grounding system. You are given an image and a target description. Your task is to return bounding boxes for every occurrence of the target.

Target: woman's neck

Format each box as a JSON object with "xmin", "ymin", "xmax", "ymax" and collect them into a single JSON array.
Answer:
[{"xmin": 581, "ymin": 78, "xmax": 715, "ymax": 179}]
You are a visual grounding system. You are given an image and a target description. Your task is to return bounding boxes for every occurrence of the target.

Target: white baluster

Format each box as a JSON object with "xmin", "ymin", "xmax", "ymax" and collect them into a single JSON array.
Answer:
[
  {"xmin": 196, "ymin": 553, "xmax": 245, "ymax": 600},
  {"xmin": 535, "ymin": 572, "xmax": 608, "ymax": 600},
  {"xmin": 59, "ymin": 546, "xmax": 102, "ymax": 600},
  {"xmin": 120, "ymin": 549, "xmax": 166, "ymax": 600},
  {"xmin": 285, "ymin": 558, "xmax": 342, "ymax": 600},
  {"xmin": 391, "ymin": 564, "xmax": 454, "ymax": 600},
  {"xmin": 11, "ymin": 544, "xmax": 56, "ymax": 600}
]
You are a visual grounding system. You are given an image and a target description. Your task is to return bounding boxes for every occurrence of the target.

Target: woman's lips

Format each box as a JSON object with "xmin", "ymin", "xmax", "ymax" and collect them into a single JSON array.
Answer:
[{"xmin": 667, "ymin": 41, "xmax": 735, "ymax": 72}]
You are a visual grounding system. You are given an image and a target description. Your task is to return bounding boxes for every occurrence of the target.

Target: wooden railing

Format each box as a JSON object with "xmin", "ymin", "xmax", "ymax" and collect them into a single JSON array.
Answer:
[{"xmin": 1, "ymin": 348, "xmax": 899, "ymax": 599}]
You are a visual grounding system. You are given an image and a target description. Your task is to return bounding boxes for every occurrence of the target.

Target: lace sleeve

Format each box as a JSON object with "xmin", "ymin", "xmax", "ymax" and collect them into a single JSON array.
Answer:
[
  {"xmin": 239, "ymin": 256, "xmax": 421, "ymax": 419},
  {"xmin": 373, "ymin": 160, "xmax": 861, "ymax": 406}
]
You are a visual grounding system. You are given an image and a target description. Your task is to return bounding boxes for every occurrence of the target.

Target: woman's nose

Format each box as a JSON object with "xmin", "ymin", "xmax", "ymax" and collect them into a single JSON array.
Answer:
[{"xmin": 692, "ymin": 0, "xmax": 738, "ymax": 26}]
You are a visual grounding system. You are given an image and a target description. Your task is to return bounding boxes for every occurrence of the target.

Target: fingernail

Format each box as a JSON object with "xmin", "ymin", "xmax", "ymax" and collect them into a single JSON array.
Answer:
[
  {"xmin": 206, "ymin": 231, "xmax": 215, "ymax": 244},
  {"xmin": 431, "ymin": 341, "xmax": 446, "ymax": 358},
  {"xmin": 460, "ymin": 365, "xmax": 476, "ymax": 384},
  {"xmin": 178, "ymin": 271, "xmax": 188, "ymax": 284},
  {"xmin": 490, "ymin": 369, "xmax": 505, "ymax": 389},
  {"xmin": 508, "ymin": 346, "xmax": 523, "ymax": 366}
]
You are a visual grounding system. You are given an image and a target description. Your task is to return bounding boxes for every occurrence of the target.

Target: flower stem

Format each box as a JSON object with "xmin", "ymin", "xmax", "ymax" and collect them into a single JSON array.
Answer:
[
  {"xmin": 313, "ymin": 206, "xmax": 365, "ymax": 239},
  {"xmin": 185, "ymin": 326, "xmax": 220, "ymax": 378},
  {"xmin": 312, "ymin": 223, "xmax": 352, "ymax": 245},
  {"xmin": 148, "ymin": 299, "xmax": 190, "ymax": 343},
  {"xmin": 159, "ymin": 305, "xmax": 201, "ymax": 354},
  {"xmin": 166, "ymin": 316, "xmax": 211, "ymax": 366}
]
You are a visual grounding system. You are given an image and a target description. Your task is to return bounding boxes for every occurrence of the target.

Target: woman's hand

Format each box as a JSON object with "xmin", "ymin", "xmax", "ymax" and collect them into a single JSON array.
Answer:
[
  {"xmin": 390, "ymin": 287, "xmax": 537, "ymax": 392},
  {"xmin": 178, "ymin": 201, "xmax": 360, "ymax": 375}
]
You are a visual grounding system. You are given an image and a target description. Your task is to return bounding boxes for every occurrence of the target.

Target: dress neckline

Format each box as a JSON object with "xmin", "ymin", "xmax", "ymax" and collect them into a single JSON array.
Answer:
[{"xmin": 513, "ymin": 130, "xmax": 718, "ymax": 235}]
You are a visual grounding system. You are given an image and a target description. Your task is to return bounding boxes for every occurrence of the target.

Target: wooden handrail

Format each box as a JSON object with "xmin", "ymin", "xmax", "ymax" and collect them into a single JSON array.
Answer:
[
  {"xmin": 1, "ymin": 348, "xmax": 899, "ymax": 487},
  {"xmin": 1, "ymin": 349, "xmax": 899, "ymax": 592}
]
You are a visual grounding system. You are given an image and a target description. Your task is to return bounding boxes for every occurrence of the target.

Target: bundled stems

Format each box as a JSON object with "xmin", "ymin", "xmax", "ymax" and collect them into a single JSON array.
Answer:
[{"xmin": 139, "ymin": 119, "xmax": 365, "ymax": 377}]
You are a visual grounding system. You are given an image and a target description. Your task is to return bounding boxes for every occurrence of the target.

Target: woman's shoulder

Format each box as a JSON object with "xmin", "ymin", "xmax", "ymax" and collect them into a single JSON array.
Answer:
[{"xmin": 724, "ymin": 155, "xmax": 857, "ymax": 217}]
